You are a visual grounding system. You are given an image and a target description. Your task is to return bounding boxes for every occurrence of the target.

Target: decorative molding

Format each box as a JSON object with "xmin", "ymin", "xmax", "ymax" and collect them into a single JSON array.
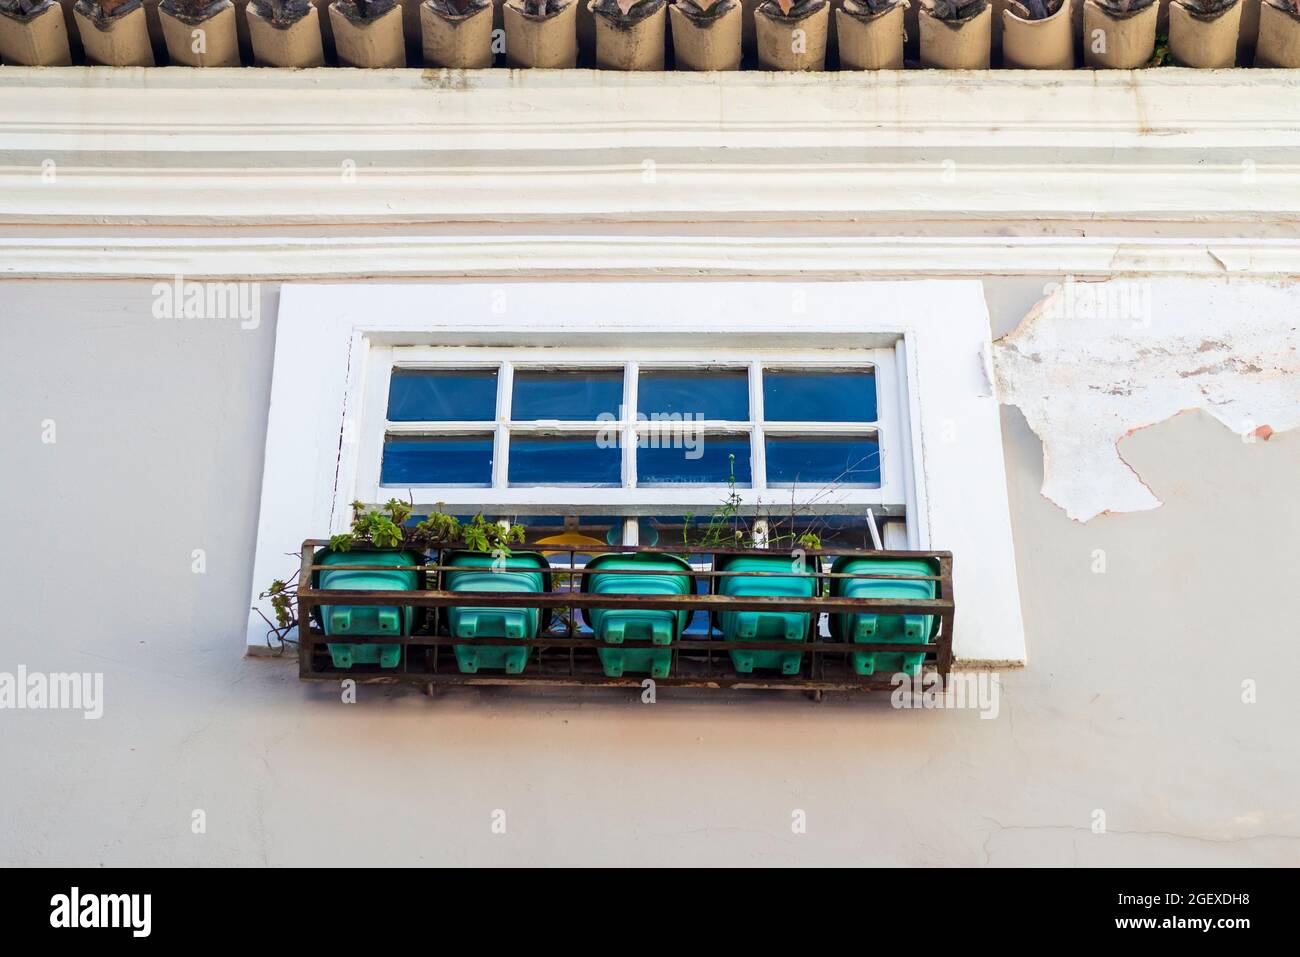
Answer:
[
  {"xmin": 5, "ymin": 235, "xmax": 1300, "ymax": 280},
  {"xmin": 1, "ymin": 67, "xmax": 1299, "ymax": 229}
]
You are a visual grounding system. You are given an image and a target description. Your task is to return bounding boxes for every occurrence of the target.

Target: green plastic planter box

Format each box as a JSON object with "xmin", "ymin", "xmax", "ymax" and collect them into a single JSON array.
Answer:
[
  {"xmin": 831, "ymin": 556, "xmax": 937, "ymax": 677},
  {"xmin": 715, "ymin": 554, "xmax": 816, "ymax": 675},
  {"xmin": 444, "ymin": 551, "xmax": 551, "ymax": 674},
  {"xmin": 316, "ymin": 549, "xmax": 422, "ymax": 670},
  {"xmin": 582, "ymin": 553, "xmax": 694, "ymax": 678}
]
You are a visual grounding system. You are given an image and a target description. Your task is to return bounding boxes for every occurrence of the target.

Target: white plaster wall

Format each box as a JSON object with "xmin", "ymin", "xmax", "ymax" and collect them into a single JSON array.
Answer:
[{"xmin": 1, "ymin": 278, "xmax": 1298, "ymax": 866}]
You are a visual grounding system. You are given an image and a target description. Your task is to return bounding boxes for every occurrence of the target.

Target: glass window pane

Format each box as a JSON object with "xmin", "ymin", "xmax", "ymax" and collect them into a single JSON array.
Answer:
[
  {"xmin": 509, "ymin": 434, "xmax": 621, "ymax": 486},
  {"xmin": 638, "ymin": 434, "xmax": 752, "ymax": 486},
  {"xmin": 387, "ymin": 369, "xmax": 498, "ymax": 422},
  {"xmin": 511, "ymin": 369, "xmax": 623, "ymax": 421},
  {"xmin": 765, "ymin": 435, "xmax": 880, "ymax": 487},
  {"xmin": 763, "ymin": 369, "xmax": 877, "ymax": 422},
  {"xmin": 637, "ymin": 369, "xmax": 749, "ymax": 421},
  {"xmin": 381, "ymin": 434, "xmax": 493, "ymax": 486}
]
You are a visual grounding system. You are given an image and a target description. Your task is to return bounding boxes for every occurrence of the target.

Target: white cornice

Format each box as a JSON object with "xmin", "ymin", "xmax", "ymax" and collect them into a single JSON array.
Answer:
[
  {"xmin": 4, "ymin": 234, "xmax": 1300, "ymax": 279},
  {"xmin": 1, "ymin": 67, "xmax": 1299, "ymax": 229}
]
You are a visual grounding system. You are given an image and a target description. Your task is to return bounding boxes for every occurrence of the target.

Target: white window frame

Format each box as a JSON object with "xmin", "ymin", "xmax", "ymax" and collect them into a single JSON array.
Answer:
[
  {"xmin": 247, "ymin": 281, "xmax": 1025, "ymax": 666},
  {"xmin": 358, "ymin": 346, "xmax": 906, "ymax": 517}
]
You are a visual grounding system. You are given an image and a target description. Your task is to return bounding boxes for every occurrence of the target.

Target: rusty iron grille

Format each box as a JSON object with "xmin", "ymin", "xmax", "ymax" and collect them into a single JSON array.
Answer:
[{"xmin": 294, "ymin": 541, "xmax": 954, "ymax": 695}]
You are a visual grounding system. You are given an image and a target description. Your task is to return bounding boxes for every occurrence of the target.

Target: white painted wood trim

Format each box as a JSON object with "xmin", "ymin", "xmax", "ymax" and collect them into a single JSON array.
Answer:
[{"xmin": 246, "ymin": 281, "xmax": 1025, "ymax": 666}]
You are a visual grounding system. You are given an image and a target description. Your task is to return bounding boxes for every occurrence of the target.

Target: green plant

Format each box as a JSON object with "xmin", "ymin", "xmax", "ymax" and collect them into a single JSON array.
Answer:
[
  {"xmin": 255, "ymin": 500, "xmax": 526, "ymax": 652},
  {"xmin": 325, "ymin": 499, "xmax": 525, "ymax": 554},
  {"xmin": 681, "ymin": 454, "xmax": 824, "ymax": 553},
  {"xmin": 1148, "ymin": 30, "xmax": 1171, "ymax": 65}
]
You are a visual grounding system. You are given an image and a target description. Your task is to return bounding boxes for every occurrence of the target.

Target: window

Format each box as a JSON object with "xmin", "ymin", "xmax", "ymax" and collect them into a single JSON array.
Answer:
[
  {"xmin": 356, "ymin": 347, "xmax": 909, "ymax": 546},
  {"xmin": 248, "ymin": 281, "xmax": 1025, "ymax": 663}
]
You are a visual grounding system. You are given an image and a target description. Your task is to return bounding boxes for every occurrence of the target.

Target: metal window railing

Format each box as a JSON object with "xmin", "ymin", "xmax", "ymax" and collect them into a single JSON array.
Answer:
[{"xmin": 295, "ymin": 540, "xmax": 954, "ymax": 695}]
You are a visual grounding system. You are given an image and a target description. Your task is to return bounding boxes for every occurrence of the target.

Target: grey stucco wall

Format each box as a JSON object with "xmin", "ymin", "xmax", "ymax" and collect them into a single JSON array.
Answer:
[{"xmin": 1, "ymin": 279, "xmax": 1296, "ymax": 866}]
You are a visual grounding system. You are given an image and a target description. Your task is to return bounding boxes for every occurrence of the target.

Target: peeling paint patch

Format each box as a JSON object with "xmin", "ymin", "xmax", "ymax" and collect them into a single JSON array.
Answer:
[{"xmin": 994, "ymin": 279, "xmax": 1300, "ymax": 522}]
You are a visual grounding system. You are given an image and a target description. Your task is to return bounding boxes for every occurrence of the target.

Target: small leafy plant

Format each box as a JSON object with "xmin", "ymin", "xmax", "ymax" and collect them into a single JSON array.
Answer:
[
  {"xmin": 255, "ymin": 499, "xmax": 526, "ymax": 651},
  {"xmin": 327, "ymin": 498, "xmax": 525, "ymax": 553},
  {"xmin": 682, "ymin": 455, "xmax": 823, "ymax": 553},
  {"xmin": 1148, "ymin": 30, "xmax": 1171, "ymax": 65}
]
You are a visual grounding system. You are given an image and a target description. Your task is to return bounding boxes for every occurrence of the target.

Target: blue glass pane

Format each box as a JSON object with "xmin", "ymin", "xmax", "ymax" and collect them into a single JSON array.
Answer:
[
  {"xmin": 408, "ymin": 514, "xmax": 477, "ymax": 527},
  {"xmin": 381, "ymin": 434, "xmax": 493, "ymax": 485},
  {"xmin": 764, "ymin": 369, "xmax": 877, "ymax": 422},
  {"xmin": 765, "ymin": 435, "xmax": 880, "ymax": 487},
  {"xmin": 637, "ymin": 369, "xmax": 749, "ymax": 421},
  {"xmin": 512, "ymin": 369, "xmax": 623, "ymax": 421},
  {"xmin": 510, "ymin": 515, "xmax": 623, "ymax": 531},
  {"xmin": 387, "ymin": 369, "xmax": 497, "ymax": 422},
  {"xmin": 683, "ymin": 577, "xmax": 712, "ymax": 635},
  {"xmin": 638, "ymin": 434, "xmax": 751, "ymax": 485},
  {"xmin": 509, "ymin": 435, "xmax": 621, "ymax": 486}
]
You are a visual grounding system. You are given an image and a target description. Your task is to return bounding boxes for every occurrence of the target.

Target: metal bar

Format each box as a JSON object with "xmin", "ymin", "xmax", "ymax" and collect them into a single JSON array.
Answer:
[
  {"xmin": 297, "ymin": 588, "xmax": 950, "ymax": 615},
  {"xmin": 306, "ymin": 562, "xmax": 947, "ymax": 582},
  {"xmin": 299, "ymin": 672, "xmax": 906, "ymax": 692},
  {"xmin": 301, "ymin": 539, "xmax": 950, "ymax": 561},
  {"xmin": 297, "ymin": 540, "xmax": 957, "ymax": 690},
  {"xmin": 297, "ymin": 544, "xmax": 317, "ymax": 677},
  {"xmin": 935, "ymin": 552, "xmax": 955, "ymax": 678},
  {"xmin": 299, "ymin": 629, "xmax": 937, "ymax": 655}
]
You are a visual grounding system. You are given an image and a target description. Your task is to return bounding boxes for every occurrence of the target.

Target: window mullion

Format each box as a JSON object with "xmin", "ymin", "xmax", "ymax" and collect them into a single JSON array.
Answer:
[
  {"xmin": 749, "ymin": 359, "xmax": 767, "ymax": 491},
  {"xmin": 622, "ymin": 361, "xmax": 639, "ymax": 489},
  {"xmin": 493, "ymin": 360, "xmax": 514, "ymax": 490}
]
